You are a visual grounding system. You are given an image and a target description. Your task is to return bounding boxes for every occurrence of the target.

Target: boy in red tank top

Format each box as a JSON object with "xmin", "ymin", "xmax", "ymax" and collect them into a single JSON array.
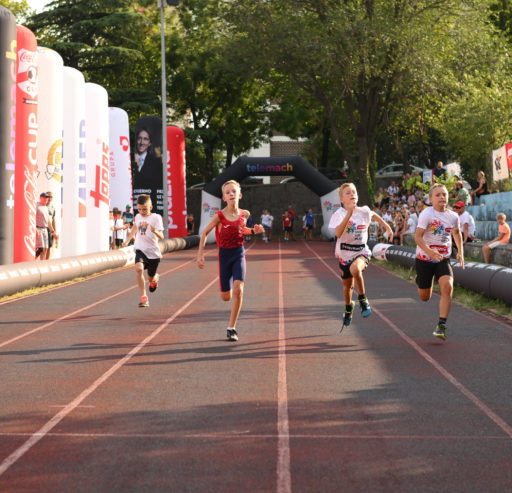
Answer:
[{"xmin": 197, "ymin": 180, "xmax": 264, "ymax": 341}]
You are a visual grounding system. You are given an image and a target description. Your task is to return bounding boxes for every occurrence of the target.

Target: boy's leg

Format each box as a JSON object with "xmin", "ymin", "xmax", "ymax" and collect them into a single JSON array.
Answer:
[
  {"xmin": 350, "ymin": 257, "xmax": 372, "ymax": 316},
  {"xmin": 135, "ymin": 262, "xmax": 146, "ymax": 296},
  {"xmin": 482, "ymin": 244, "xmax": 490, "ymax": 263},
  {"xmin": 228, "ymin": 280, "xmax": 244, "ymax": 329},
  {"xmin": 437, "ymin": 275, "xmax": 453, "ymax": 319}
]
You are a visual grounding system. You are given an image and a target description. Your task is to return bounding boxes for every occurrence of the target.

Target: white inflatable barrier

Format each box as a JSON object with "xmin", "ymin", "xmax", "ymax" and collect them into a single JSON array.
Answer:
[{"xmin": 0, "ymin": 236, "xmax": 199, "ymax": 298}]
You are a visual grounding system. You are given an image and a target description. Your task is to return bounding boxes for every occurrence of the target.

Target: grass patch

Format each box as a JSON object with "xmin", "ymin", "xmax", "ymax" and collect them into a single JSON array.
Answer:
[
  {"xmin": 0, "ymin": 268, "xmax": 116, "ymax": 303},
  {"xmin": 372, "ymin": 258, "xmax": 512, "ymax": 322}
]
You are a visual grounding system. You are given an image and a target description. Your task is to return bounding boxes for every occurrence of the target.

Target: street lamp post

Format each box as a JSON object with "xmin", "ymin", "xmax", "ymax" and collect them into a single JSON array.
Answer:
[{"xmin": 159, "ymin": 0, "xmax": 178, "ymax": 239}]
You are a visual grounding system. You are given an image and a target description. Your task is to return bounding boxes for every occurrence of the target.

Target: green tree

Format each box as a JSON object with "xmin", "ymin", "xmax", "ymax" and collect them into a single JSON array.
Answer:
[
  {"xmin": 26, "ymin": 0, "xmax": 161, "ymax": 121},
  {"xmin": 168, "ymin": 0, "xmax": 272, "ymax": 181},
  {"xmin": 229, "ymin": 0, "xmax": 505, "ymax": 204},
  {"xmin": 2, "ymin": 0, "xmax": 32, "ymax": 22}
]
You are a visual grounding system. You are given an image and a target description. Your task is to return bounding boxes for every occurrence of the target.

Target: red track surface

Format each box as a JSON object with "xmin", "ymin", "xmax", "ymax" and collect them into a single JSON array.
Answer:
[{"xmin": 0, "ymin": 240, "xmax": 511, "ymax": 492}]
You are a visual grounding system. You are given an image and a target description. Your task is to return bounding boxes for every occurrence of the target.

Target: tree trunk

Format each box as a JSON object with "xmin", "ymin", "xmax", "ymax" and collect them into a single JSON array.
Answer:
[
  {"xmin": 225, "ymin": 142, "xmax": 234, "ymax": 168},
  {"xmin": 321, "ymin": 125, "xmax": 330, "ymax": 168}
]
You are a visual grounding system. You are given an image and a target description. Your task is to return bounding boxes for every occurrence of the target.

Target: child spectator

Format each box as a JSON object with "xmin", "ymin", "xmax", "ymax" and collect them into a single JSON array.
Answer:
[{"xmin": 482, "ymin": 213, "xmax": 511, "ymax": 263}]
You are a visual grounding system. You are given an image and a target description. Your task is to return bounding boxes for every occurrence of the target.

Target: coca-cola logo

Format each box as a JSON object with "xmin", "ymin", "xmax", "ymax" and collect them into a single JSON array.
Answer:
[{"xmin": 19, "ymin": 50, "xmax": 37, "ymax": 64}]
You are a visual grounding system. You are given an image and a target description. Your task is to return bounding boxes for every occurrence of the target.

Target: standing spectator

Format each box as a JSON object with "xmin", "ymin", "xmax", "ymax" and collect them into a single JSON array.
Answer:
[
  {"xmin": 187, "ymin": 213, "xmax": 195, "ymax": 235},
  {"xmin": 452, "ymin": 201, "xmax": 475, "ymax": 244},
  {"xmin": 122, "ymin": 204, "xmax": 134, "ymax": 226},
  {"xmin": 453, "ymin": 181, "xmax": 469, "ymax": 205},
  {"xmin": 434, "ymin": 161, "xmax": 447, "ymax": 179},
  {"xmin": 282, "ymin": 210, "xmax": 292, "ymax": 241},
  {"xmin": 111, "ymin": 208, "xmax": 128, "ymax": 248},
  {"xmin": 387, "ymin": 181, "xmax": 399, "ymax": 197},
  {"xmin": 261, "ymin": 209, "xmax": 274, "ymax": 242},
  {"xmin": 482, "ymin": 213, "xmax": 511, "ymax": 263},
  {"xmin": 46, "ymin": 191, "xmax": 57, "ymax": 258},
  {"xmin": 470, "ymin": 170, "xmax": 488, "ymax": 205},
  {"xmin": 304, "ymin": 208, "xmax": 316, "ymax": 240},
  {"xmin": 287, "ymin": 204, "xmax": 297, "ymax": 241},
  {"xmin": 35, "ymin": 193, "xmax": 57, "ymax": 260}
]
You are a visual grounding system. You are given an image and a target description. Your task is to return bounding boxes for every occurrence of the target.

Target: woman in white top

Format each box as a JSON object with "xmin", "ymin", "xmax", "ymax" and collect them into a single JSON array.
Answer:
[{"xmin": 329, "ymin": 183, "xmax": 393, "ymax": 330}]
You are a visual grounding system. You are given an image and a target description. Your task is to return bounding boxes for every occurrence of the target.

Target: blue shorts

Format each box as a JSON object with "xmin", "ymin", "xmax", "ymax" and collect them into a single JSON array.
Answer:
[{"xmin": 218, "ymin": 246, "xmax": 246, "ymax": 292}]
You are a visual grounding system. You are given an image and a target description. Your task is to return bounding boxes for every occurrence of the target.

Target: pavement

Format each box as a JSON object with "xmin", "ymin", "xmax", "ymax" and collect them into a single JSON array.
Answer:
[{"xmin": 0, "ymin": 239, "xmax": 511, "ymax": 492}]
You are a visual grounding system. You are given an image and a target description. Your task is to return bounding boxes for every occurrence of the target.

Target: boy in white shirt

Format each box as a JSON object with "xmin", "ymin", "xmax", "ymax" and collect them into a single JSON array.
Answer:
[
  {"xmin": 329, "ymin": 183, "xmax": 393, "ymax": 331},
  {"xmin": 415, "ymin": 184, "xmax": 464, "ymax": 340},
  {"xmin": 122, "ymin": 194, "xmax": 164, "ymax": 307}
]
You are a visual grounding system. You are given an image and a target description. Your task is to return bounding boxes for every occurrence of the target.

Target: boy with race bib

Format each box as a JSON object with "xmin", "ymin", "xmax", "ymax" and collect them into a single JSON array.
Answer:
[
  {"xmin": 415, "ymin": 184, "xmax": 464, "ymax": 340},
  {"xmin": 329, "ymin": 183, "xmax": 393, "ymax": 331}
]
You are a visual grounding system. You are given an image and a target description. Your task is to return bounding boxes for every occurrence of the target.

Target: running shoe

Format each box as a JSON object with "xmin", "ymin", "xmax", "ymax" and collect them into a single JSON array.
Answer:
[
  {"xmin": 341, "ymin": 301, "xmax": 355, "ymax": 331},
  {"xmin": 359, "ymin": 297, "xmax": 372, "ymax": 317},
  {"xmin": 149, "ymin": 276, "xmax": 159, "ymax": 293},
  {"xmin": 139, "ymin": 295, "xmax": 149, "ymax": 308},
  {"xmin": 433, "ymin": 322, "xmax": 447, "ymax": 340},
  {"xmin": 227, "ymin": 328, "xmax": 239, "ymax": 341}
]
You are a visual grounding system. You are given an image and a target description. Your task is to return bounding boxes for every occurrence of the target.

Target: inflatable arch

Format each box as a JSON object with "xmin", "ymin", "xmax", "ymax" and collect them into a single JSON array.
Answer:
[{"xmin": 199, "ymin": 156, "xmax": 341, "ymax": 242}]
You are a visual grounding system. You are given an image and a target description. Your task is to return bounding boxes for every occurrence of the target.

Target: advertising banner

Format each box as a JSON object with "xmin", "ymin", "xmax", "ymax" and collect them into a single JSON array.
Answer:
[
  {"xmin": 85, "ymin": 82, "xmax": 110, "ymax": 253},
  {"xmin": 320, "ymin": 188, "xmax": 341, "ymax": 240},
  {"xmin": 62, "ymin": 66, "xmax": 87, "ymax": 257},
  {"xmin": 109, "ymin": 107, "xmax": 132, "ymax": 211},
  {"xmin": 132, "ymin": 116, "xmax": 163, "ymax": 217},
  {"xmin": 166, "ymin": 126, "xmax": 187, "ymax": 237},
  {"xmin": 0, "ymin": 7, "xmax": 16, "ymax": 265},
  {"xmin": 37, "ymin": 47, "xmax": 63, "ymax": 259},
  {"xmin": 199, "ymin": 190, "xmax": 221, "ymax": 243},
  {"xmin": 14, "ymin": 25, "xmax": 38, "ymax": 263},
  {"xmin": 491, "ymin": 145, "xmax": 509, "ymax": 182}
]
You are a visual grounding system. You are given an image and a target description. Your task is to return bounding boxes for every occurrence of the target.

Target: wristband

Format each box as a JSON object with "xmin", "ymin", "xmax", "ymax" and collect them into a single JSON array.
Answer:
[{"xmin": 251, "ymin": 228, "xmax": 255, "ymax": 235}]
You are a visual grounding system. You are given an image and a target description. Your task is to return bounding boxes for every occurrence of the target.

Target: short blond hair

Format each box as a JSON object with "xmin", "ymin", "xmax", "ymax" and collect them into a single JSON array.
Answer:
[
  {"xmin": 428, "ymin": 183, "xmax": 447, "ymax": 196},
  {"xmin": 338, "ymin": 182, "xmax": 356, "ymax": 196},
  {"xmin": 221, "ymin": 180, "xmax": 241, "ymax": 192},
  {"xmin": 497, "ymin": 212, "xmax": 506, "ymax": 221}
]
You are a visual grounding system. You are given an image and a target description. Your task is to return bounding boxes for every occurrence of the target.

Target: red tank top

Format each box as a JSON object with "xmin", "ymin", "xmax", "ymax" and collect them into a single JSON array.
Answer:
[{"xmin": 215, "ymin": 210, "xmax": 245, "ymax": 248}]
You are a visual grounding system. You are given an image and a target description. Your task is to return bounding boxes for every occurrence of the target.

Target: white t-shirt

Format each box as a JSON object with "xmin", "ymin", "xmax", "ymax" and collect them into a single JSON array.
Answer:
[
  {"xmin": 404, "ymin": 216, "xmax": 417, "ymax": 235},
  {"xmin": 416, "ymin": 207, "xmax": 460, "ymax": 261},
  {"xmin": 459, "ymin": 211, "xmax": 475, "ymax": 237},
  {"xmin": 329, "ymin": 205, "xmax": 372, "ymax": 264},
  {"xmin": 112, "ymin": 218, "xmax": 126, "ymax": 241},
  {"xmin": 261, "ymin": 213, "xmax": 273, "ymax": 228},
  {"xmin": 133, "ymin": 213, "xmax": 163, "ymax": 259}
]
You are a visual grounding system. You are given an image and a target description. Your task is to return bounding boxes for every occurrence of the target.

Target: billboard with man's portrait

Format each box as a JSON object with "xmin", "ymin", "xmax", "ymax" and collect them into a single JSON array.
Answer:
[{"xmin": 132, "ymin": 116, "xmax": 164, "ymax": 216}]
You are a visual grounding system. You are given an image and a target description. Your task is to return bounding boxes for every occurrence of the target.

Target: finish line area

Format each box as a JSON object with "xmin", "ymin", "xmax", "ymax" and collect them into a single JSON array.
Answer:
[{"xmin": 0, "ymin": 240, "xmax": 511, "ymax": 492}]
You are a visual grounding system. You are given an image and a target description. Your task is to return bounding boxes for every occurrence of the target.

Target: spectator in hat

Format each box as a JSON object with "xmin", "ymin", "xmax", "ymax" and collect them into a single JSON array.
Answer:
[
  {"xmin": 122, "ymin": 204, "xmax": 134, "ymax": 226},
  {"xmin": 452, "ymin": 200, "xmax": 476, "ymax": 245},
  {"xmin": 35, "ymin": 193, "xmax": 58, "ymax": 260}
]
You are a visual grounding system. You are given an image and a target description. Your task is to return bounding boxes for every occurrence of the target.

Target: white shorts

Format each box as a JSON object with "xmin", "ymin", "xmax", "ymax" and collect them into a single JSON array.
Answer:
[
  {"xmin": 487, "ymin": 241, "xmax": 504, "ymax": 250},
  {"xmin": 36, "ymin": 228, "xmax": 49, "ymax": 249}
]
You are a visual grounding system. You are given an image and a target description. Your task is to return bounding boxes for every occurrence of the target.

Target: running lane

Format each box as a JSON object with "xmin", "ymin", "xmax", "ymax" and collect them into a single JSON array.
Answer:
[{"xmin": 0, "ymin": 240, "xmax": 511, "ymax": 492}]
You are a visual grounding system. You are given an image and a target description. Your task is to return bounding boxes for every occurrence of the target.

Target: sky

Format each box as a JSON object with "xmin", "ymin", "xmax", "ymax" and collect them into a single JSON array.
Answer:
[{"xmin": 26, "ymin": 0, "xmax": 49, "ymax": 13}]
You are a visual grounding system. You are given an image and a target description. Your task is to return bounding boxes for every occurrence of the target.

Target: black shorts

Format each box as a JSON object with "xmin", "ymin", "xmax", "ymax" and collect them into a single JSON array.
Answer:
[
  {"xmin": 284, "ymin": 226, "xmax": 292, "ymax": 233},
  {"xmin": 338, "ymin": 255, "xmax": 369, "ymax": 280},
  {"xmin": 47, "ymin": 228, "xmax": 53, "ymax": 248},
  {"xmin": 135, "ymin": 250, "xmax": 160, "ymax": 277},
  {"xmin": 415, "ymin": 258, "xmax": 453, "ymax": 289}
]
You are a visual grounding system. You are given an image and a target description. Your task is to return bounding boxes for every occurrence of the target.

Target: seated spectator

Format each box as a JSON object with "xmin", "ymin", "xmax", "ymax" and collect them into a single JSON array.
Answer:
[
  {"xmin": 482, "ymin": 213, "xmax": 511, "ymax": 263},
  {"xmin": 470, "ymin": 170, "xmax": 488, "ymax": 204}
]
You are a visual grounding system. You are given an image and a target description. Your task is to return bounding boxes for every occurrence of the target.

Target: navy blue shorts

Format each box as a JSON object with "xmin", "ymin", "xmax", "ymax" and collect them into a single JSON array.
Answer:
[{"xmin": 218, "ymin": 246, "xmax": 246, "ymax": 292}]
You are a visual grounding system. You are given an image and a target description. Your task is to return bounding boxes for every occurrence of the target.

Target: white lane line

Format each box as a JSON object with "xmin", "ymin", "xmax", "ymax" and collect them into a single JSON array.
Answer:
[
  {"xmin": 0, "ymin": 432, "xmax": 506, "ymax": 440},
  {"xmin": 303, "ymin": 241, "xmax": 512, "ymax": 440},
  {"xmin": 0, "ymin": 275, "xmax": 219, "ymax": 478},
  {"xmin": 277, "ymin": 240, "xmax": 292, "ymax": 493},
  {"xmin": 0, "ymin": 253, "xmax": 202, "ymax": 349}
]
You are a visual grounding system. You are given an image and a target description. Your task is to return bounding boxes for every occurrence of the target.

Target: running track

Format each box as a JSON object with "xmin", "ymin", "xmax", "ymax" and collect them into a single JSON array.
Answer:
[{"xmin": 0, "ymin": 240, "xmax": 511, "ymax": 492}]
